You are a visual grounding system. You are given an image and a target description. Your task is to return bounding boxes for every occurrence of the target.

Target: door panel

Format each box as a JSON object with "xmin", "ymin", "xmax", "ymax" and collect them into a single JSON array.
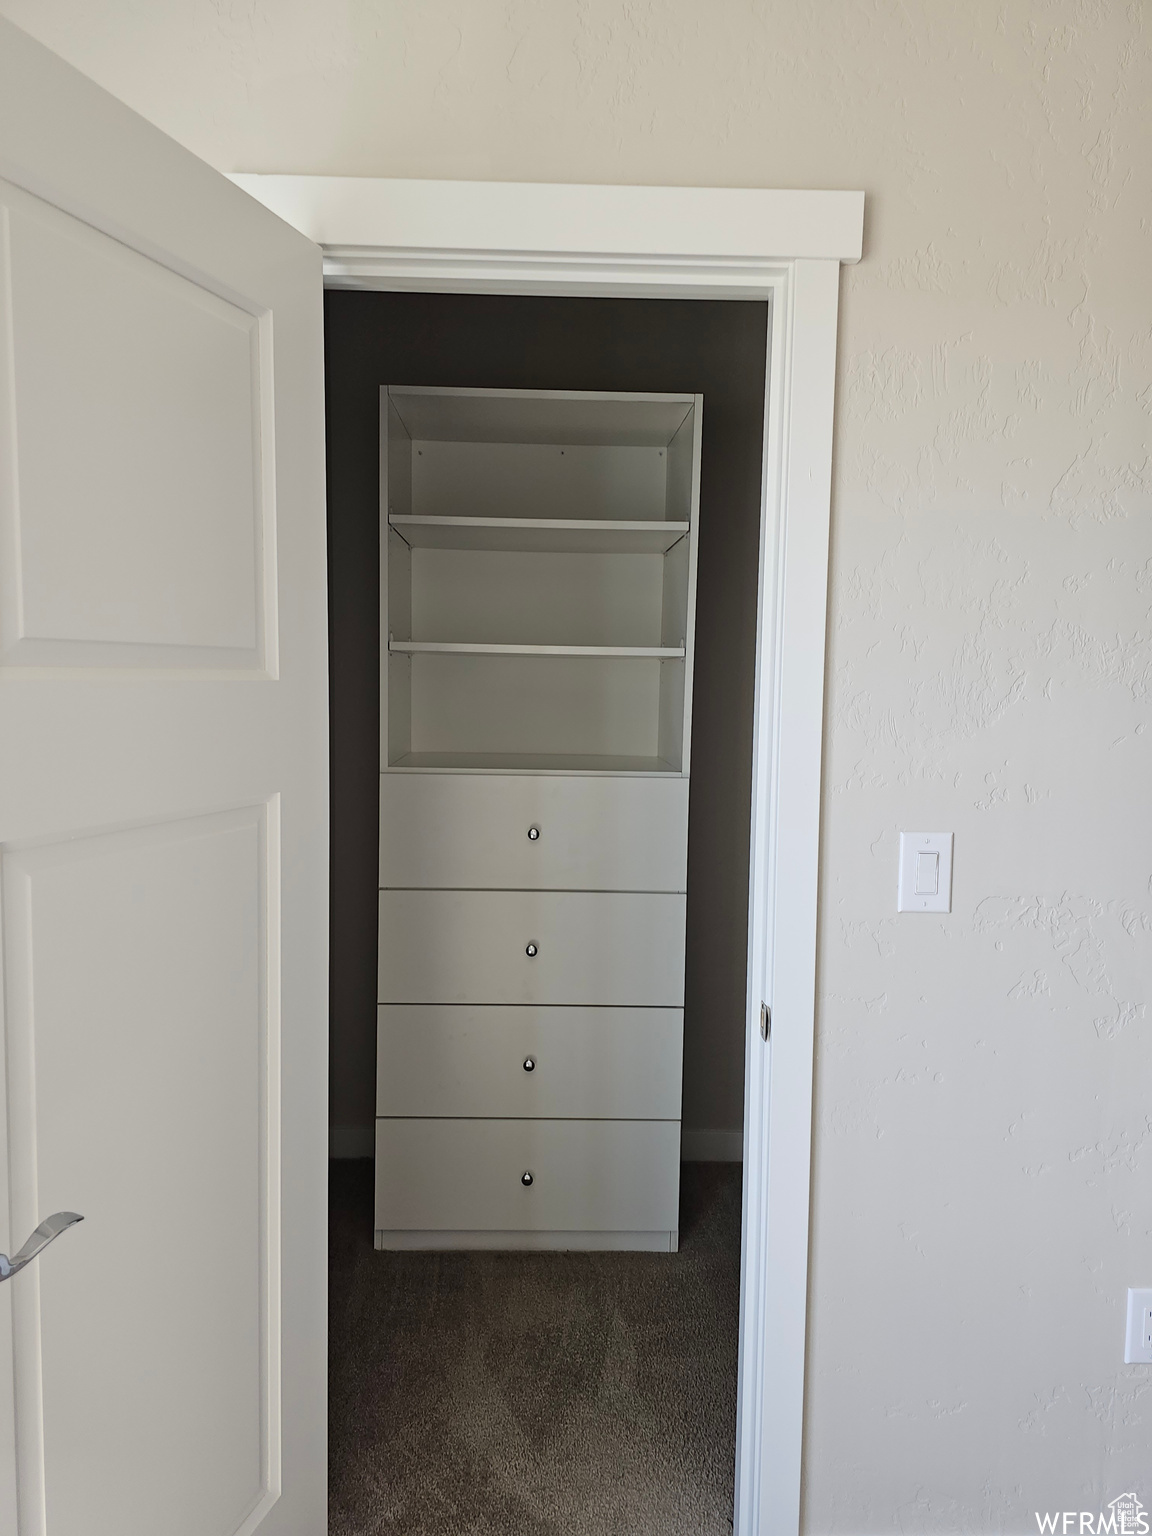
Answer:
[
  {"xmin": 0, "ymin": 18, "xmax": 327, "ymax": 1535},
  {"xmin": 0, "ymin": 179, "xmax": 273, "ymax": 670},
  {"xmin": 2, "ymin": 808, "xmax": 277, "ymax": 1536}
]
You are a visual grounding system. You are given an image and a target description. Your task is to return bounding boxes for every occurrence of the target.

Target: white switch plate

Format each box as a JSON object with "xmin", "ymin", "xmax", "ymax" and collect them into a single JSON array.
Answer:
[
  {"xmin": 1124, "ymin": 1288, "xmax": 1152, "ymax": 1363},
  {"xmin": 898, "ymin": 832, "xmax": 953, "ymax": 913}
]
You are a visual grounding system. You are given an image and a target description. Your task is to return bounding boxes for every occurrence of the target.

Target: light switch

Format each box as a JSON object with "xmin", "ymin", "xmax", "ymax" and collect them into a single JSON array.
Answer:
[
  {"xmin": 1125, "ymin": 1289, "xmax": 1152, "ymax": 1364},
  {"xmin": 898, "ymin": 832, "xmax": 953, "ymax": 913}
]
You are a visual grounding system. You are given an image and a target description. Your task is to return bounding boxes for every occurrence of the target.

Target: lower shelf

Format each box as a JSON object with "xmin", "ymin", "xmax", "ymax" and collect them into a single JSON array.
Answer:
[
  {"xmin": 375, "ymin": 1228, "xmax": 677, "ymax": 1252},
  {"xmin": 388, "ymin": 751, "xmax": 680, "ymax": 774}
]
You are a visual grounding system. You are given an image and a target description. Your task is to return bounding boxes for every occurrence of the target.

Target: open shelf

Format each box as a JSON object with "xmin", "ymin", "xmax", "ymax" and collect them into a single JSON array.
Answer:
[
  {"xmin": 389, "ymin": 640, "xmax": 686, "ymax": 658},
  {"xmin": 389, "ymin": 515, "xmax": 690, "ymax": 555},
  {"xmin": 383, "ymin": 386, "xmax": 700, "ymax": 775},
  {"xmin": 386, "ymin": 386, "xmax": 695, "ymax": 447},
  {"xmin": 388, "ymin": 750, "xmax": 681, "ymax": 775}
]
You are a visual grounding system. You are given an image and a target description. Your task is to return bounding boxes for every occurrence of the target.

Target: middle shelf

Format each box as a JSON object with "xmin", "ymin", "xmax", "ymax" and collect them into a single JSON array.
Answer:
[
  {"xmin": 388, "ymin": 639, "xmax": 686, "ymax": 658},
  {"xmin": 389, "ymin": 514, "xmax": 690, "ymax": 555}
]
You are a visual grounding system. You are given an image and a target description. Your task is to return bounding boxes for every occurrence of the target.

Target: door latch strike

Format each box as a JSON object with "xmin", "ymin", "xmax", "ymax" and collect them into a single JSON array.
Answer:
[{"xmin": 760, "ymin": 1002, "xmax": 771, "ymax": 1042}]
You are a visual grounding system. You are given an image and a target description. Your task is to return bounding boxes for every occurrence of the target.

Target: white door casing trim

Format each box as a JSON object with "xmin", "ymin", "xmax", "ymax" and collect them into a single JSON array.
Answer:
[
  {"xmin": 229, "ymin": 175, "xmax": 861, "ymax": 297},
  {"xmin": 233, "ymin": 173, "xmax": 860, "ymax": 1536}
]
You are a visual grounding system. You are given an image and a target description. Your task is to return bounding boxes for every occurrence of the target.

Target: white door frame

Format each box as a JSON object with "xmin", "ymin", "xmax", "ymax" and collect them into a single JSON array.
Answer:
[{"xmin": 234, "ymin": 173, "xmax": 862, "ymax": 1536}]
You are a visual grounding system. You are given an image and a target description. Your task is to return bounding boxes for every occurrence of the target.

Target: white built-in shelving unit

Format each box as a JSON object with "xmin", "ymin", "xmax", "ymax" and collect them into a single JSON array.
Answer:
[{"xmin": 376, "ymin": 386, "xmax": 702, "ymax": 1250}]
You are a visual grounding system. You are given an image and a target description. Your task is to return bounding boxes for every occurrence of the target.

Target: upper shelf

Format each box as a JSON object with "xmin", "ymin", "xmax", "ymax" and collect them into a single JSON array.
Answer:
[
  {"xmin": 387, "ymin": 387, "xmax": 695, "ymax": 446},
  {"xmin": 389, "ymin": 515, "xmax": 689, "ymax": 555}
]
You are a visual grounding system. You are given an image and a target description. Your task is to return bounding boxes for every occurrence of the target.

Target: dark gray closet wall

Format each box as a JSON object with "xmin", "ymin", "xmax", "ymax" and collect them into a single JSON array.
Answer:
[{"xmin": 325, "ymin": 293, "xmax": 768, "ymax": 1145}]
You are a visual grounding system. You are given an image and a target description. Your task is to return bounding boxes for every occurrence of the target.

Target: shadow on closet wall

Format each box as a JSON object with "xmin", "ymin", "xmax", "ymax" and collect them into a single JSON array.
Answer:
[{"xmin": 325, "ymin": 292, "xmax": 768, "ymax": 1154}]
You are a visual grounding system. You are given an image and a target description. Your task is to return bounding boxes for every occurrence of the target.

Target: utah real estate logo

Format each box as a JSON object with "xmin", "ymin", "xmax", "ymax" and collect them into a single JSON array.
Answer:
[{"xmin": 1036, "ymin": 1494, "xmax": 1148, "ymax": 1535}]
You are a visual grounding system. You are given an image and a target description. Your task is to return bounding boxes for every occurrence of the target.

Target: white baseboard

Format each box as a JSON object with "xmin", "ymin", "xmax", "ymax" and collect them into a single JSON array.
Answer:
[
  {"xmin": 681, "ymin": 1128, "xmax": 743, "ymax": 1162},
  {"xmin": 329, "ymin": 1125, "xmax": 374, "ymax": 1159}
]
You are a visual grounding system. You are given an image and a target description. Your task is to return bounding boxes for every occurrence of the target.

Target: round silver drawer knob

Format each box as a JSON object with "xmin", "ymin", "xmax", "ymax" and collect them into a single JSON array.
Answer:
[
  {"xmin": 525, "ymin": 942, "xmax": 538, "ymax": 958},
  {"xmin": 521, "ymin": 1170, "xmax": 533, "ymax": 1186},
  {"xmin": 523, "ymin": 1057, "xmax": 536, "ymax": 1072},
  {"xmin": 527, "ymin": 825, "xmax": 540, "ymax": 841}
]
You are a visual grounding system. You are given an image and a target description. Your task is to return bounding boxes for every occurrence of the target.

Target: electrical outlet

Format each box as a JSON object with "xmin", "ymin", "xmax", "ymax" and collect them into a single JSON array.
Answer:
[{"xmin": 1124, "ymin": 1289, "xmax": 1152, "ymax": 1363}]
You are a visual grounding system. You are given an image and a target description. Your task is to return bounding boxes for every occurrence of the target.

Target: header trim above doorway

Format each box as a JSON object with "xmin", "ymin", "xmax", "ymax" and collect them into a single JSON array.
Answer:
[{"xmin": 229, "ymin": 175, "xmax": 863, "ymax": 296}]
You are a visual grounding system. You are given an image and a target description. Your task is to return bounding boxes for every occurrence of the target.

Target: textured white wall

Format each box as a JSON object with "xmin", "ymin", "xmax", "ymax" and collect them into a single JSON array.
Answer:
[{"xmin": 5, "ymin": 1, "xmax": 1149, "ymax": 1527}]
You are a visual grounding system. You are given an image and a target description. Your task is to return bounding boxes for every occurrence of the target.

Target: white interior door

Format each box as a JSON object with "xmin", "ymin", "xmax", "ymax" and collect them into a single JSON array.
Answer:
[{"xmin": 0, "ymin": 19, "xmax": 328, "ymax": 1536}]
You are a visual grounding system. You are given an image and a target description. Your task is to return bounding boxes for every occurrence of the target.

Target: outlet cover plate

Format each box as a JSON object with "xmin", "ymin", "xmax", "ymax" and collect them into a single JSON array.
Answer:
[
  {"xmin": 1125, "ymin": 1288, "xmax": 1152, "ymax": 1363},
  {"xmin": 898, "ymin": 832, "xmax": 953, "ymax": 913}
]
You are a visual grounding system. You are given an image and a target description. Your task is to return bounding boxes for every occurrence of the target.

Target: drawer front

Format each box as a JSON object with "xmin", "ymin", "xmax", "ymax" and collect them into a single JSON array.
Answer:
[
  {"xmin": 378, "ymin": 890, "xmax": 686, "ymax": 1005},
  {"xmin": 375, "ymin": 1118, "xmax": 681, "ymax": 1233},
  {"xmin": 379, "ymin": 773, "xmax": 689, "ymax": 891},
  {"xmin": 376, "ymin": 1005, "xmax": 683, "ymax": 1120}
]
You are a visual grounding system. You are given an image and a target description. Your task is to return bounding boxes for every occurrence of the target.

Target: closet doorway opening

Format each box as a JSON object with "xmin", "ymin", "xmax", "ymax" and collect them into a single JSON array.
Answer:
[{"xmin": 326, "ymin": 293, "xmax": 768, "ymax": 1533}]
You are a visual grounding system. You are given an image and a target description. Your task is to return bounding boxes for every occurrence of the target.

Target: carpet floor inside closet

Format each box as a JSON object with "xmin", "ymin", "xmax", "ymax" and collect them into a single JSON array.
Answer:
[{"xmin": 329, "ymin": 1159, "xmax": 742, "ymax": 1536}]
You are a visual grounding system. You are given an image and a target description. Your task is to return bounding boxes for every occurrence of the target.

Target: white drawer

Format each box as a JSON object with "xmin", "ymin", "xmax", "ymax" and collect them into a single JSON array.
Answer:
[
  {"xmin": 379, "ymin": 772, "xmax": 688, "ymax": 891},
  {"xmin": 377, "ymin": 890, "xmax": 686, "ymax": 1005},
  {"xmin": 376, "ymin": 1005, "xmax": 683, "ymax": 1119},
  {"xmin": 374, "ymin": 1118, "xmax": 681, "ymax": 1234}
]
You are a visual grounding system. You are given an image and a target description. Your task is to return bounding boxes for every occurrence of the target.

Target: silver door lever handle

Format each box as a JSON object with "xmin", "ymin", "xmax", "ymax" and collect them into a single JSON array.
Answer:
[{"xmin": 0, "ymin": 1212, "xmax": 83, "ymax": 1281}]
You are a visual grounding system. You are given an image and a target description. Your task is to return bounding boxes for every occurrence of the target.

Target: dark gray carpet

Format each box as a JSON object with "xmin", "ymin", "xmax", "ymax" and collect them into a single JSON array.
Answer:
[{"xmin": 329, "ymin": 1160, "xmax": 741, "ymax": 1536}]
